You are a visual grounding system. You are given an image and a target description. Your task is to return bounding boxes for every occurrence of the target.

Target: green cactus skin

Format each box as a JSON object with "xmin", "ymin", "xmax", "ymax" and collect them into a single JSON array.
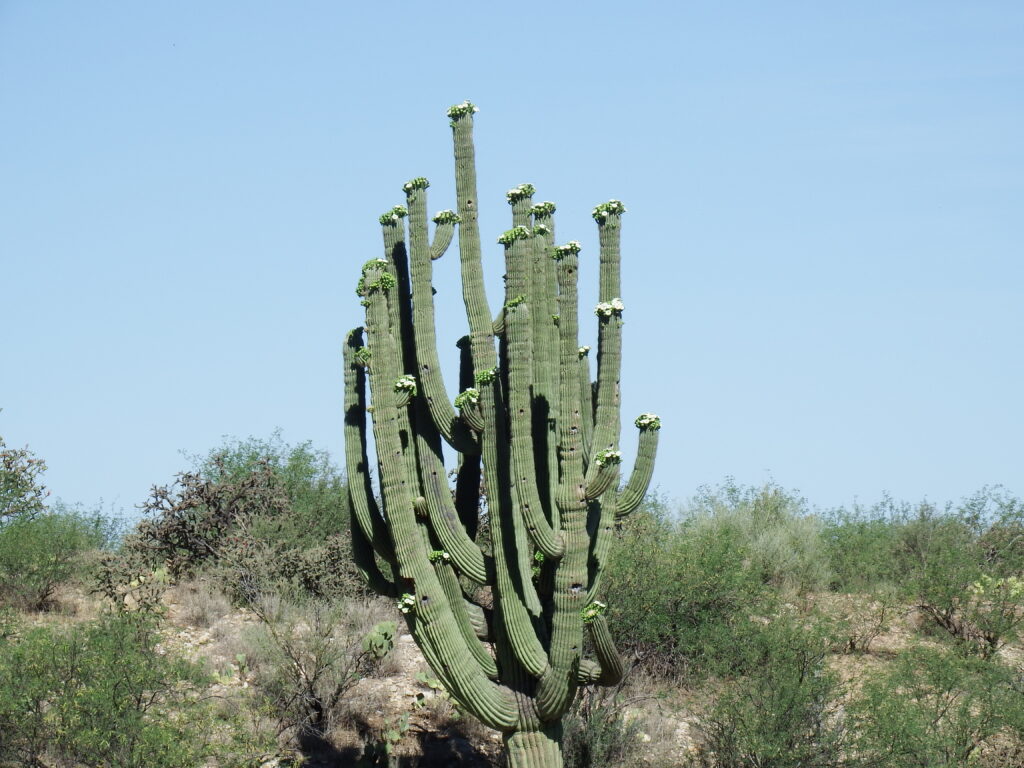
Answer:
[{"xmin": 342, "ymin": 103, "xmax": 659, "ymax": 768}]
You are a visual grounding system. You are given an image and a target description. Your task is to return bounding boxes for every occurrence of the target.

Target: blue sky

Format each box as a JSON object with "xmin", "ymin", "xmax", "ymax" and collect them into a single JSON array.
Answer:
[{"xmin": 2, "ymin": 2, "xmax": 1021, "ymax": 516}]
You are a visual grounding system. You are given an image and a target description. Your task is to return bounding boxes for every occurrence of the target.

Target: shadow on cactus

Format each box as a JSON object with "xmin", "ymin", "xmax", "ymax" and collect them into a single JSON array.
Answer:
[{"xmin": 342, "ymin": 101, "xmax": 660, "ymax": 768}]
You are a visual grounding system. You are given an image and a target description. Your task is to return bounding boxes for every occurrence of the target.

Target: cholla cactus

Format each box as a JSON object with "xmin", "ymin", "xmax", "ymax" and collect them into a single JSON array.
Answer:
[{"xmin": 342, "ymin": 103, "xmax": 660, "ymax": 768}]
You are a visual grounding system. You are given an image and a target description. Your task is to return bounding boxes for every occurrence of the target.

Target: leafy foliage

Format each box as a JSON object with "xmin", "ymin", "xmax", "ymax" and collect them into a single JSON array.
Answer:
[
  {"xmin": 0, "ymin": 434, "xmax": 48, "ymax": 524},
  {"xmin": 0, "ymin": 613, "xmax": 214, "ymax": 768},
  {"xmin": 0, "ymin": 502, "xmax": 111, "ymax": 610},
  {"xmin": 696, "ymin": 614, "xmax": 845, "ymax": 768},
  {"xmin": 103, "ymin": 434, "xmax": 361, "ymax": 604},
  {"xmin": 604, "ymin": 482, "xmax": 829, "ymax": 676},
  {"xmin": 850, "ymin": 646, "xmax": 1024, "ymax": 767}
]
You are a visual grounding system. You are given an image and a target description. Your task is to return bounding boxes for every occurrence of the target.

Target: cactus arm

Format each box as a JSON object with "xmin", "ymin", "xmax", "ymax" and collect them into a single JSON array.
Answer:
[
  {"xmin": 377, "ymin": 213, "xmax": 416, "ymax": 377},
  {"xmin": 584, "ymin": 203, "xmax": 626, "ymax": 487},
  {"xmin": 452, "ymin": 107, "xmax": 551, "ymax": 681},
  {"xmin": 585, "ymin": 614, "xmax": 624, "ymax": 686},
  {"xmin": 421, "ymin": 469, "xmax": 491, "ymax": 583},
  {"xmin": 430, "ymin": 214, "xmax": 457, "ymax": 260},
  {"xmin": 363, "ymin": 254, "xmax": 518, "ymax": 731},
  {"xmin": 501, "ymin": 222, "xmax": 564, "ymax": 560},
  {"xmin": 401, "ymin": 204, "xmax": 500, "ymax": 643},
  {"xmin": 409, "ymin": 605, "xmax": 519, "ymax": 730},
  {"xmin": 404, "ymin": 186, "xmax": 481, "ymax": 454},
  {"xmin": 351, "ymin": 509, "xmax": 399, "ymax": 597},
  {"xmin": 535, "ymin": 246, "xmax": 591, "ymax": 721},
  {"xmin": 342, "ymin": 327, "xmax": 395, "ymax": 563},
  {"xmin": 531, "ymin": 209, "xmax": 560, "ymax": 530},
  {"xmin": 616, "ymin": 416, "xmax": 661, "ymax": 518},
  {"xmin": 451, "ymin": 105, "xmax": 496, "ymax": 357},
  {"xmin": 433, "ymin": 552, "xmax": 499, "ymax": 678},
  {"xmin": 584, "ymin": 455, "xmax": 621, "ymax": 500}
]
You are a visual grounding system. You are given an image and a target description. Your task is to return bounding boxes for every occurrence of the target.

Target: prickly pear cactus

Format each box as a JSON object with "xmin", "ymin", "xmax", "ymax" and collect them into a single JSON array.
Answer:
[{"xmin": 342, "ymin": 102, "xmax": 660, "ymax": 768}]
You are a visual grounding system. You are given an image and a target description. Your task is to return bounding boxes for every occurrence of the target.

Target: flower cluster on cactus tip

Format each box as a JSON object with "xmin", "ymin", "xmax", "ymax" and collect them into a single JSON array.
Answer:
[
  {"xmin": 447, "ymin": 100, "xmax": 479, "ymax": 119},
  {"xmin": 428, "ymin": 550, "xmax": 453, "ymax": 564},
  {"xmin": 506, "ymin": 183, "xmax": 536, "ymax": 204},
  {"xmin": 398, "ymin": 593, "xmax": 417, "ymax": 614},
  {"xmin": 581, "ymin": 601, "xmax": 607, "ymax": 624},
  {"xmin": 595, "ymin": 298, "xmax": 625, "ymax": 317},
  {"xmin": 474, "ymin": 367, "xmax": 498, "ymax": 385},
  {"xmin": 356, "ymin": 260, "xmax": 396, "ymax": 296},
  {"xmin": 592, "ymin": 199, "xmax": 626, "ymax": 223},
  {"xmin": 635, "ymin": 413, "xmax": 662, "ymax": 431},
  {"xmin": 403, "ymin": 177, "xmax": 430, "ymax": 193},
  {"xmin": 497, "ymin": 226, "xmax": 531, "ymax": 245},
  {"xmin": 552, "ymin": 240, "xmax": 582, "ymax": 260},
  {"xmin": 578, "ymin": 345, "xmax": 591, "ymax": 358},
  {"xmin": 530, "ymin": 201, "xmax": 556, "ymax": 217},
  {"xmin": 432, "ymin": 209, "xmax": 461, "ymax": 225},
  {"xmin": 353, "ymin": 346, "xmax": 372, "ymax": 367},
  {"xmin": 393, "ymin": 375, "xmax": 417, "ymax": 396},
  {"xmin": 378, "ymin": 205, "xmax": 409, "ymax": 225},
  {"xmin": 594, "ymin": 449, "xmax": 622, "ymax": 467},
  {"xmin": 453, "ymin": 388, "xmax": 480, "ymax": 409}
]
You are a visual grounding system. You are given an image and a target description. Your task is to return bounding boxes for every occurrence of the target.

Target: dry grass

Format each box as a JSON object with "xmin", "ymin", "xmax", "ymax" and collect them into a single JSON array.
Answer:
[{"xmin": 169, "ymin": 578, "xmax": 233, "ymax": 628}]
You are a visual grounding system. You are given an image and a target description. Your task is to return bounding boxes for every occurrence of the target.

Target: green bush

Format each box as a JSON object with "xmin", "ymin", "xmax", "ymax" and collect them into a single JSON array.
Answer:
[
  {"xmin": 603, "ymin": 495, "xmax": 769, "ymax": 676},
  {"xmin": 824, "ymin": 489, "xmax": 1024, "ymax": 656},
  {"xmin": 0, "ymin": 613, "xmax": 213, "ymax": 767},
  {"xmin": 0, "ymin": 504, "xmax": 110, "ymax": 609},
  {"xmin": 850, "ymin": 646, "xmax": 1024, "ymax": 767},
  {"xmin": 688, "ymin": 480, "xmax": 832, "ymax": 594},
  {"xmin": 115, "ymin": 434, "xmax": 361, "ymax": 602},
  {"xmin": 605, "ymin": 482, "xmax": 829, "ymax": 676},
  {"xmin": 696, "ymin": 613, "xmax": 845, "ymax": 768},
  {"xmin": 0, "ymin": 434, "xmax": 48, "ymax": 524},
  {"xmin": 822, "ymin": 502, "xmax": 905, "ymax": 592}
]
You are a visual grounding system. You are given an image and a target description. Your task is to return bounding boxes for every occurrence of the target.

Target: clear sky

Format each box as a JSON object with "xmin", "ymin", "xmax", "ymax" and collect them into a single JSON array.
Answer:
[{"xmin": 2, "ymin": 2, "xmax": 1021, "ymax": 517}]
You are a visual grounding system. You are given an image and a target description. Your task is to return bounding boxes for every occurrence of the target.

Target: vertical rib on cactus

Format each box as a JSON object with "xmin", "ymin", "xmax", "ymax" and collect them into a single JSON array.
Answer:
[{"xmin": 343, "ymin": 102, "xmax": 660, "ymax": 768}]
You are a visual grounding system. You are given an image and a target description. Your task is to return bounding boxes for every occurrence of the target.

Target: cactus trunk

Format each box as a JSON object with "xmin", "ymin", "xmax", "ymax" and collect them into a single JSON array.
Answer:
[{"xmin": 343, "ymin": 102, "xmax": 660, "ymax": 767}]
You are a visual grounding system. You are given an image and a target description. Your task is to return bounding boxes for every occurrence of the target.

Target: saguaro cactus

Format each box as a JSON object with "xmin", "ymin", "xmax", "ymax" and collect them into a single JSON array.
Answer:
[{"xmin": 343, "ymin": 102, "xmax": 660, "ymax": 768}]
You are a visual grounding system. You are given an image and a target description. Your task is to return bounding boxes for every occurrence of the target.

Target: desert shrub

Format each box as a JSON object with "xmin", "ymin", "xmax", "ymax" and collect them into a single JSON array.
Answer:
[
  {"xmin": 0, "ymin": 434, "xmax": 48, "ymax": 524},
  {"xmin": 241, "ymin": 591, "xmax": 394, "ymax": 742},
  {"xmin": 562, "ymin": 685, "xmax": 644, "ymax": 768},
  {"xmin": 688, "ymin": 480, "xmax": 832, "ymax": 594},
  {"xmin": 604, "ymin": 495, "xmax": 769, "ymax": 675},
  {"xmin": 0, "ymin": 613, "xmax": 213, "ymax": 768},
  {"xmin": 850, "ymin": 646, "xmax": 1024, "ymax": 767},
  {"xmin": 890, "ymin": 491, "xmax": 1024, "ymax": 656},
  {"xmin": 0, "ymin": 503, "xmax": 110, "ymax": 609},
  {"xmin": 111, "ymin": 434, "xmax": 361, "ymax": 603},
  {"xmin": 605, "ymin": 482, "xmax": 828, "ymax": 676},
  {"xmin": 696, "ymin": 613, "xmax": 845, "ymax": 768},
  {"xmin": 833, "ymin": 587, "xmax": 902, "ymax": 654},
  {"xmin": 822, "ymin": 503, "xmax": 905, "ymax": 591},
  {"xmin": 194, "ymin": 433, "xmax": 351, "ymax": 551},
  {"xmin": 825, "ymin": 489, "xmax": 1024, "ymax": 656}
]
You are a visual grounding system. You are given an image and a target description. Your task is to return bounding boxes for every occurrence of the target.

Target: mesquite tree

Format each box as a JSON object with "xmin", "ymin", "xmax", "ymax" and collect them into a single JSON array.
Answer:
[{"xmin": 343, "ymin": 102, "xmax": 660, "ymax": 768}]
